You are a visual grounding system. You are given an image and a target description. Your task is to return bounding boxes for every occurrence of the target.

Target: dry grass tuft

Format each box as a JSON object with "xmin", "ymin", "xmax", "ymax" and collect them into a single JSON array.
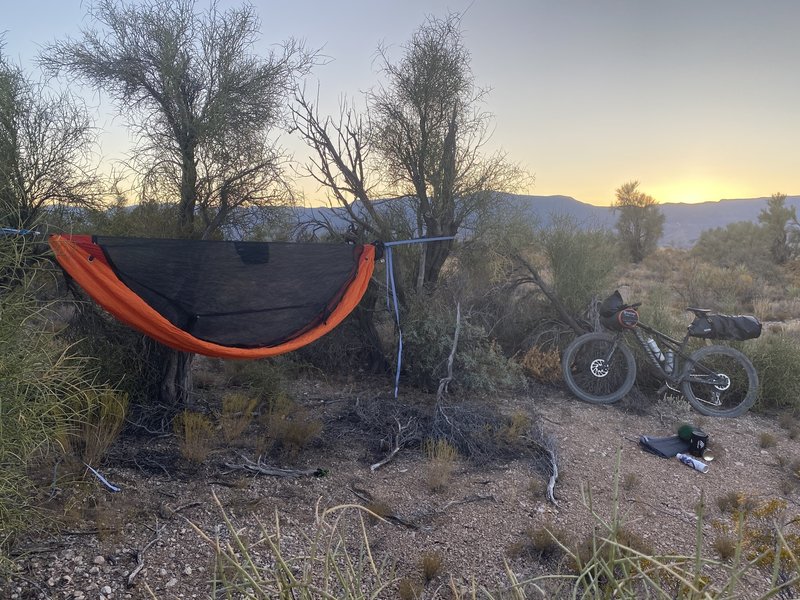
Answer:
[
  {"xmin": 258, "ymin": 393, "xmax": 322, "ymax": 460},
  {"xmin": 397, "ymin": 577, "xmax": 423, "ymax": 600},
  {"xmin": 759, "ymin": 432, "xmax": 778, "ymax": 449},
  {"xmin": 420, "ymin": 551, "xmax": 443, "ymax": 582},
  {"xmin": 219, "ymin": 392, "xmax": 259, "ymax": 443},
  {"xmin": 424, "ymin": 438, "xmax": 459, "ymax": 493},
  {"xmin": 174, "ymin": 411, "xmax": 216, "ymax": 463},
  {"xmin": 520, "ymin": 345, "xmax": 562, "ymax": 384},
  {"xmin": 713, "ymin": 534, "xmax": 738, "ymax": 561}
]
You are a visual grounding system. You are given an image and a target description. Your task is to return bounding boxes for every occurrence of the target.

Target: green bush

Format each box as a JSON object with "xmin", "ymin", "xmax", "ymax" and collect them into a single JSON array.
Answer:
[
  {"xmin": 536, "ymin": 215, "xmax": 620, "ymax": 317},
  {"xmin": 402, "ymin": 293, "xmax": 523, "ymax": 393},
  {"xmin": 0, "ymin": 240, "xmax": 112, "ymax": 568},
  {"xmin": 748, "ymin": 333, "xmax": 800, "ymax": 411}
]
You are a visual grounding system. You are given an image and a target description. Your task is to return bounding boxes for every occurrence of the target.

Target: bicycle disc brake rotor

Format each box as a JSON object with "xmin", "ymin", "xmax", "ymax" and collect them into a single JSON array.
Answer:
[
  {"xmin": 713, "ymin": 373, "xmax": 731, "ymax": 391},
  {"xmin": 590, "ymin": 358, "xmax": 609, "ymax": 378}
]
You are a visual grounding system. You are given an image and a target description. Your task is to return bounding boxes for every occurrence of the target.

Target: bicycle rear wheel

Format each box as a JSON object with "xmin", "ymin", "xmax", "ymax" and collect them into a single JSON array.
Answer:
[
  {"xmin": 561, "ymin": 332, "xmax": 636, "ymax": 404},
  {"xmin": 681, "ymin": 345, "xmax": 758, "ymax": 417}
]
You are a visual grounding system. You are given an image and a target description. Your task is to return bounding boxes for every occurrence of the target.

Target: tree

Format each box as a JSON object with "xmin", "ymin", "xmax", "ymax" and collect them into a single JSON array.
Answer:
[
  {"xmin": 42, "ymin": 0, "xmax": 312, "ymax": 239},
  {"xmin": 293, "ymin": 13, "xmax": 525, "ymax": 290},
  {"xmin": 0, "ymin": 44, "xmax": 100, "ymax": 230},
  {"xmin": 42, "ymin": 0, "xmax": 313, "ymax": 410},
  {"xmin": 757, "ymin": 192, "xmax": 796, "ymax": 265},
  {"xmin": 612, "ymin": 180, "xmax": 664, "ymax": 263}
]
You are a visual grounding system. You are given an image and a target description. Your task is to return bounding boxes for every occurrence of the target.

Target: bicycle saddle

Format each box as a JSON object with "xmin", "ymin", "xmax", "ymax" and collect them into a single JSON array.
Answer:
[{"xmin": 686, "ymin": 307, "xmax": 712, "ymax": 317}]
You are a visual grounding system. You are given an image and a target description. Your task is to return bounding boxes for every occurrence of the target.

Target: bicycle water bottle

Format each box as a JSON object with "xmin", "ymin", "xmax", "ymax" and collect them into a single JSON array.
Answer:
[
  {"xmin": 645, "ymin": 337, "xmax": 664, "ymax": 363},
  {"xmin": 664, "ymin": 350, "xmax": 674, "ymax": 374}
]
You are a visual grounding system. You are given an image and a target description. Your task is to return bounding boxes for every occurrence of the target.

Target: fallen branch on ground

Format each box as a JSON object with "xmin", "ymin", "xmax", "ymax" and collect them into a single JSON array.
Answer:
[
  {"xmin": 223, "ymin": 455, "xmax": 325, "ymax": 478},
  {"xmin": 370, "ymin": 416, "xmax": 418, "ymax": 472},
  {"xmin": 127, "ymin": 521, "xmax": 163, "ymax": 588}
]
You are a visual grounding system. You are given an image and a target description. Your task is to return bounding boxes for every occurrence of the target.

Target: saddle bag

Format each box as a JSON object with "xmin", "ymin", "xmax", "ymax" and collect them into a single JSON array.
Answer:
[{"xmin": 687, "ymin": 314, "xmax": 762, "ymax": 341}]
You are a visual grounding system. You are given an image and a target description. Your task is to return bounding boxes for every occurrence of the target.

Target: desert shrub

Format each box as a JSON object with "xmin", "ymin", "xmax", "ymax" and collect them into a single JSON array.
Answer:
[
  {"xmin": 711, "ymin": 494, "xmax": 800, "ymax": 587},
  {"xmin": 672, "ymin": 258, "xmax": 758, "ymax": 314},
  {"xmin": 0, "ymin": 239, "xmax": 113, "ymax": 567},
  {"xmin": 692, "ymin": 220, "xmax": 773, "ymax": 274},
  {"xmin": 222, "ymin": 358, "xmax": 287, "ymax": 395},
  {"xmin": 174, "ymin": 411, "xmax": 216, "ymax": 463},
  {"xmin": 519, "ymin": 345, "xmax": 562, "ymax": 384},
  {"xmin": 402, "ymin": 293, "xmax": 523, "ymax": 393},
  {"xmin": 537, "ymin": 215, "xmax": 620, "ymax": 317},
  {"xmin": 748, "ymin": 333, "xmax": 800, "ymax": 411},
  {"xmin": 60, "ymin": 298, "xmax": 166, "ymax": 428}
]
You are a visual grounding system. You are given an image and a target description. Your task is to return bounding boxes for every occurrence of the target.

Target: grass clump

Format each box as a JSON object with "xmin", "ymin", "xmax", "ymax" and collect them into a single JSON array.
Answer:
[
  {"xmin": 58, "ymin": 390, "xmax": 128, "ymax": 468},
  {"xmin": 424, "ymin": 438, "xmax": 459, "ymax": 493},
  {"xmin": 174, "ymin": 411, "xmax": 216, "ymax": 463},
  {"xmin": 258, "ymin": 393, "xmax": 322, "ymax": 460},
  {"xmin": 0, "ymin": 240, "xmax": 118, "ymax": 568},
  {"xmin": 509, "ymin": 523, "xmax": 570, "ymax": 563},
  {"xmin": 420, "ymin": 551, "xmax": 443, "ymax": 583},
  {"xmin": 748, "ymin": 332, "xmax": 800, "ymax": 411},
  {"xmin": 219, "ymin": 392, "xmax": 259, "ymax": 444},
  {"xmin": 758, "ymin": 431, "xmax": 777, "ymax": 449}
]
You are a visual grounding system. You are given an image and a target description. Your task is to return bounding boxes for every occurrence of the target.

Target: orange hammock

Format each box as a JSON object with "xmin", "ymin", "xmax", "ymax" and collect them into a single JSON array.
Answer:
[{"xmin": 49, "ymin": 234, "xmax": 376, "ymax": 359}]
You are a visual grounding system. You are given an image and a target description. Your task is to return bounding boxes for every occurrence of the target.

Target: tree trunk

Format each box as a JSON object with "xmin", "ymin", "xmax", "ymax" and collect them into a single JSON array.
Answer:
[
  {"xmin": 154, "ymin": 345, "xmax": 193, "ymax": 410},
  {"xmin": 179, "ymin": 141, "xmax": 197, "ymax": 236},
  {"xmin": 423, "ymin": 237, "xmax": 454, "ymax": 287}
]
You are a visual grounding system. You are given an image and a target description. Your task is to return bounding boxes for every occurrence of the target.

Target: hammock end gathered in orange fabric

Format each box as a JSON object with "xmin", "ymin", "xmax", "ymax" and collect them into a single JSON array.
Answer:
[{"xmin": 49, "ymin": 234, "xmax": 376, "ymax": 359}]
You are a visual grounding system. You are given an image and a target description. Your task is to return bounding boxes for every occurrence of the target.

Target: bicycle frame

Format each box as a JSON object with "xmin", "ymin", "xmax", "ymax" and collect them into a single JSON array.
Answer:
[{"xmin": 610, "ymin": 321, "xmax": 728, "ymax": 391}]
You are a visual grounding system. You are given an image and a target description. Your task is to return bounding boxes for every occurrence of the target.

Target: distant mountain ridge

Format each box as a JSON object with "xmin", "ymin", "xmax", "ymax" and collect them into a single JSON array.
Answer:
[
  {"xmin": 293, "ymin": 193, "xmax": 800, "ymax": 248},
  {"xmin": 506, "ymin": 194, "xmax": 800, "ymax": 248}
]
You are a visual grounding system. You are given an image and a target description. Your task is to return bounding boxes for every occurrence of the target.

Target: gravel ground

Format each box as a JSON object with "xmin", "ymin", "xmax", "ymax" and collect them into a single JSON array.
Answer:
[{"xmin": 3, "ymin": 376, "xmax": 799, "ymax": 599}]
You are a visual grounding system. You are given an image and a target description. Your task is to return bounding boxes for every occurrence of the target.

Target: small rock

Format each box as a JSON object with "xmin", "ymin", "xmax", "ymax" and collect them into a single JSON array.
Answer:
[
  {"xmin": 102, "ymin": 585, "xmax": 112, "ymax": 595},
  {"xmin": 183, "ymin": 566, "xmax": 192, "ymax": 576},
  {"xmin": 166, "ymin": 578, "xmax": 178, "ymax": 588},
  {"xmin": 90, "ymin": 566, "xmax": 100, "ymax": 575},
  {"xmin": 93, "ymin": 555, "xmax": 106, "ymax": 565}
]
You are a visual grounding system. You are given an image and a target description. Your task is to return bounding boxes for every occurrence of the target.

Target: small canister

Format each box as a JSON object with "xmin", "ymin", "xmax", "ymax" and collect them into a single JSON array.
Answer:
[
  {"xmin": 688, "ymin": 430, "xmax": 709, "ymax": 457},
  {"xmin": 676, "ymin": 452, "xmax": 709, "ymax": 473}
]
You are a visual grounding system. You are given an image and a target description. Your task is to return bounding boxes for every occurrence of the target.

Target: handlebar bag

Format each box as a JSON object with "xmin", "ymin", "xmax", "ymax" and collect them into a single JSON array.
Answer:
[
  {"xmin": 599, "ymin": 291, "xmax": 624, "ymax": 317},
  {"xmin": 688, "ymin": 314, "xmax": 762, "ymax": 341}
]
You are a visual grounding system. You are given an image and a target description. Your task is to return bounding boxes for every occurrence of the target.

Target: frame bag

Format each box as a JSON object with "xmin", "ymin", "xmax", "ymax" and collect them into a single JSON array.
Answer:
[{"xmin": 688, "ymin": 314, "xmax": 762, "ymax": 341}]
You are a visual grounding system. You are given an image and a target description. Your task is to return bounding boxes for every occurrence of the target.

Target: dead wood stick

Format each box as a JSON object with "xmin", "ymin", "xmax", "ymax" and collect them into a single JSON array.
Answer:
[
  {"xmin": 127, "ymin": 523, "xmax": 162, "ymax": 588},
  {"xmin": 223, "ymin": 458, "xmax": 323, "ymax": 478},
  {"xmin": 370, "ymin": 417, "xmax": 417, "ymax": 472},
  {"xmin": 545, "ymin": 445, "xmax": 559, "ymax": 507},
  {"xmin": 437, "ymin": 302, "xmax": 461, "ymax": 401},
  {"xmin": 439, "ymin": 494, "xmax": 496, "ymax": 512}
]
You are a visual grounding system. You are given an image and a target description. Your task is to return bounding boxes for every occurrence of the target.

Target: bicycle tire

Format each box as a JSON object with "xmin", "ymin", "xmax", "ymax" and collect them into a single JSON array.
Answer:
[
  {"xmin": 681, "ymin": 345, "xmax": 758, "ymax": 417},
  {"xmin": 561, "ymin": 332, "xmax": 637, "ymax": 404}
]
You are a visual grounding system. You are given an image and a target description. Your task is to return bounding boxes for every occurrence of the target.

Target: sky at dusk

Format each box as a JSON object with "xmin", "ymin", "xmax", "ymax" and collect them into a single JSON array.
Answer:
[{"xmin": 3, "ymin": 0, "xmax": 798, "ymax": 206}]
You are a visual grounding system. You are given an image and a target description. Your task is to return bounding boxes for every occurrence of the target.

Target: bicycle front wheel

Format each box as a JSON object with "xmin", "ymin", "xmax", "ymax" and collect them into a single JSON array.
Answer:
[
  {"xmin": 561, "ymin": 332, "xmax": 636, "ymax": 404},
  {"xmin": 681, "ymin": 345, "xmax": 758, "ymax": 417}
]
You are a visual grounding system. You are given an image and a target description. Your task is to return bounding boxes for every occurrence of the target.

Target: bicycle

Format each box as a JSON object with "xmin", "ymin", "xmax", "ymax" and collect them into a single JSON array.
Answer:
[{"xmin": 561, "ymin": 291, "xmax": 761, "ymax": 417}]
